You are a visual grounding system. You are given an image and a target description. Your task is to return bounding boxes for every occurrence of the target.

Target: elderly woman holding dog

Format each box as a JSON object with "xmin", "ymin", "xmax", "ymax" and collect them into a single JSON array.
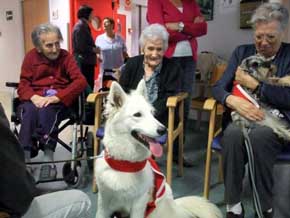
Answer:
[{"xmin": 212, "ymin": 3, "xmax": 290, "ymax": 218}]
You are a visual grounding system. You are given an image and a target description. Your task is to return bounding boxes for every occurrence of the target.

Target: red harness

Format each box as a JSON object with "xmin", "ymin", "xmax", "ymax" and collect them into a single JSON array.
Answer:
[
  {"xmin": 232, "ymin": 81, "xmax": 260, "ymax": 108},
  {"xmin": 104, "ymin": 153, "xmax": 166, "ymax": 217}
]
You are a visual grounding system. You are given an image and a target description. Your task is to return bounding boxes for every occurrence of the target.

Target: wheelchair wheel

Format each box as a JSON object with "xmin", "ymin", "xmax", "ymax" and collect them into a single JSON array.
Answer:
[
  {"xmin": 86, "ymin": 131, "xmax": 94, "ymax": 170},
  {"xmin": 62, "ymin": 161, "xmax": 86, "ymax": 188}
]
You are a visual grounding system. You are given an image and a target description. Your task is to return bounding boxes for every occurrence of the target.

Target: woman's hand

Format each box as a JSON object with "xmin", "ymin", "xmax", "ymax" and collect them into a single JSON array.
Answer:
[
  {"xmin": 30, "ymin": 95, "xmax": 60, "ymax": 108},
  {"xmin": 165, "ymin": 22, "xmax": 179, "ymax": 31},
  {"xmin": 165, "ymin": 15, "xmax": 205, "ymax": 31},
  {"xmin": 235, "ymin": 67, "xmax": 259, "ymax": 91},
  {"xmin": 193, "ymin": 16, "xmax": 205, "ymax": 23},
  {"xmin": 226, "ymin": 95, "xmax": 264, "ymax": 121}
]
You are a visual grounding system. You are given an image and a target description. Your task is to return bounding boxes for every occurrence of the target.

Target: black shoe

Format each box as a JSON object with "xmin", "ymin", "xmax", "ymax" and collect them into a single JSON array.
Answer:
[
  {"xmin": 255, "ymin": 210, "xmax": 273, "ymax": 218},
  {"xmin": 226, "ymin": 212, "xmax": 244, "ymax": 218},
  {"xmin": 30, "ymin": 140, "xmax": 39, "ymax": 158},
  {"xmin": 226, "ymin": 204, "xmax": 244, "ymax": 218},
  {"xmin": 173, "ymin": 156, "xmax": 194, "ymax": 168},
  {"xmin": 30, "ymin": 145, "xmax": 39, "ymax": 158}
]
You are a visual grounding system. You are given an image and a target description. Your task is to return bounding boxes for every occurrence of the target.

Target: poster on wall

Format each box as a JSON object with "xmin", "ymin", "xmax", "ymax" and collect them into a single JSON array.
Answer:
[
  {"xmin": 196, "ymin": 0, "xmax": 214, "ymax": 21},
  {"xmin": 219, "ymin": 0, "xmax": 239, "ymax": 14},
  {"xmin": 240, "ymin": 0, "xmax": 264, "ymax": 29}
]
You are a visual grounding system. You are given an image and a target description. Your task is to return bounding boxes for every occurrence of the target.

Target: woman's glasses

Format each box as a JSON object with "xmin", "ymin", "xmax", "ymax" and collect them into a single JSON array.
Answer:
[{"xmin": 254, "ymin": 33, "xmax": 279, "ymax": 43}]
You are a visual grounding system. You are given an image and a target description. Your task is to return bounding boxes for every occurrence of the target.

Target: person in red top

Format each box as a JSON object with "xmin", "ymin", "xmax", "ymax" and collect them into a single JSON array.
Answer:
[
  {"xmin": 147, "ymin": 0, "xmax": 207, "ymax": 166},
  {"xmin": 17, "ymin": 23, "xmax": 87, "ymax": 180}
]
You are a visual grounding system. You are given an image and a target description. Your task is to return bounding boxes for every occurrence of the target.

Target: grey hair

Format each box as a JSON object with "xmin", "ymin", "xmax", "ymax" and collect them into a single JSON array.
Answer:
[
  {"xmin": 31, "ymin": 23, "xmax": 63, "ymax": 48},
  {"xmin": 250, "ymin": 2, "xmax": 289, "ymax": 31},
  {"xmin": 139, "ymin": 24, "xmax": 169, "ymax": 51}
]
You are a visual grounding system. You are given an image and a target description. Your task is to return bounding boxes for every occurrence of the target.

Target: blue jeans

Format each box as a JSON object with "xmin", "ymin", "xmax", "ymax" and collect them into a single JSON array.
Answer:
[
  {"xmin": 172, "ymin": 56, "xmax": 196, "ymax": 128},
  {"xmin": 172, "ymin": 56, "xmax": 196, "ymax": 156}
]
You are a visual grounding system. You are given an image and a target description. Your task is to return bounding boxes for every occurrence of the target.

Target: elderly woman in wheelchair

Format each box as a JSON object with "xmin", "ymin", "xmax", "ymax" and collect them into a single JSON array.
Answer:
[{"xmin": 16, "ymin": 23, "xmax": 87, "ymax": 182}]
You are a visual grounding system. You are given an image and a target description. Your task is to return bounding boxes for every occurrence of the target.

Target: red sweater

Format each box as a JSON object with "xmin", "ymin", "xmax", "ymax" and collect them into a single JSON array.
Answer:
[
  {"xmin": 147, "ymin": 0, "xmax": 207, "ymax": 61},
  {"xmin": 18, "ymin": 48, "xmax": 87, "ymax": 106}
]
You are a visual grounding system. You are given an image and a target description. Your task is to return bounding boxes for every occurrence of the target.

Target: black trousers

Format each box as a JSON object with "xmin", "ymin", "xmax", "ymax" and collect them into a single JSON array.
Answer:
[
  {"xmin": 18, "ymin": 102, "xmax": 67, "ymax": 152},
  {"xmin": 79, "ymin": 63, "xmax": 95, "ymax": 91},
  {"xmin": 221, "ymin": 122, "xmax": 285, "ymax": 211}
]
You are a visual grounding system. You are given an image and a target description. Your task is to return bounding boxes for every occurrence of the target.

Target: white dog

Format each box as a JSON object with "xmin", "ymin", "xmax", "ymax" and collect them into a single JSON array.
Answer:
[{"xmin": 95, "ymin": 80, "xmax": 222, "ymax": 218}]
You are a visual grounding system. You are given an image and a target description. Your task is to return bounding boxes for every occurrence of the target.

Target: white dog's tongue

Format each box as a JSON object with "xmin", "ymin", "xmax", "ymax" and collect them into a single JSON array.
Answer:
[{"xmin": 149, "ymin": 141, "xmax": 163, "ymax": 157}]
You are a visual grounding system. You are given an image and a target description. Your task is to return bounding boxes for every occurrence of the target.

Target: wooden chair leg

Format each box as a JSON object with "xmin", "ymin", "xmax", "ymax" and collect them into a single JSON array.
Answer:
[
  {"xmin": 178, "ymin": 101, "xmax": 184, "ymax": 177},
  {"xmin": 92, "ymin": 137, "xmax": 99, "ymax": 193},
  {"xmin": 203, "ymin": 142, "xmax": 213, "ymax": 199},
  {"xmin": 92, "ymin": 99, "xmax": 102, "ymax": 193},
  {"xmin": 165, "ymin": 92, "xmax": 187, "ymax": 185},
  {"xmin": 203, "ymin": 104, "xmax": 217, "ymax": 199},
  {"xmin": 178, "ymin": 126, "xmax": 184, "ymax": 177},
  {"xmin": 166, "ymin": 107, "xmax": 174, "ymax": 186},
  {"xmin": 166, "ymin": 140, "xmax": 173, "ymax": 186},
  {"xmin": 87, "ymin": 92, "xmax": 109, "ymax": 193}
]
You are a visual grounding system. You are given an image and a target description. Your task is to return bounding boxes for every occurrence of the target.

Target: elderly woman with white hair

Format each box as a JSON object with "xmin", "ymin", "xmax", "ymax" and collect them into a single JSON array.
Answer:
[
  {"xmin": 119, "ymin": 24, "xmax": 192, "ymax": 165},
  {"xmin": 119, "ymin": 23, "xmax": 181, "ymax": 127},
  {"xmin": 212, "ymin": 2, "xmax": 290, "ymax": 218}
]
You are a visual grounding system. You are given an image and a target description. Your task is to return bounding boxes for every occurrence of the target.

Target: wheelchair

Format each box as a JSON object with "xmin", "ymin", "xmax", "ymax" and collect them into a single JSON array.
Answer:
[{"xmin": 5, "ymin": 82, "xmax": 94, "ymax": 188}]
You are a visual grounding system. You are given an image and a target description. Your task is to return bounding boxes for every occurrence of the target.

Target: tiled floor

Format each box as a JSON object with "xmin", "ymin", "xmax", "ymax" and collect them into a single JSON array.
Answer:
[{"xmin": 1, "ymin": 91, "xmax": 290, "ymax": 218}]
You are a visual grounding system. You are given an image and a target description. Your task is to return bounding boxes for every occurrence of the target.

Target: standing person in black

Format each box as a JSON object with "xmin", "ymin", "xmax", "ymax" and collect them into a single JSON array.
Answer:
[{"xmin": 72, "ymin": 5, "xmax": 99, "ymax": 90}]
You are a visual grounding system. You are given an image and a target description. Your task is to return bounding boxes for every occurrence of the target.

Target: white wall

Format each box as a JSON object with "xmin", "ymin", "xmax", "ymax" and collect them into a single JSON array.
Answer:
[
  {"xmin": 49, "ymin": 0, "xmax": 70, "ymax": 50},
  {"xmin": 132, "ymin": 0, "xmax": 147, "ymax": 6},
  {"xmin": 0, "ymin": 0, "xmax": 24, "ymax": 92},
  {"xmin": 130, "ymin": 4, "xmax": 148, "ymax": 56},
  {"xmin": 0, "ymin": 0, "xmax": 70, "ymax": 93},
  {"xmin": 198, "ymin": 1, "xmax": 252, "ymax": 60},
  {"xmin": 198, "ymin": 0, "xmax": 290, "ymax": 59},
  {"xmin": 131, "ymin": 0, "xmax": 253, "ymax": 60},
  {"xmin": 118, "ymin": 0, "xmax": 132, "ymax": 56}
]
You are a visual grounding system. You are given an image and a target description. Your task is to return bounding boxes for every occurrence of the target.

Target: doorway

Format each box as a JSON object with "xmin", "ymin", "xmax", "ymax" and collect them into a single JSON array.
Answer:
[{"xmin": 22, "ymin": 0, "xmax": 49, "ymax": 53}]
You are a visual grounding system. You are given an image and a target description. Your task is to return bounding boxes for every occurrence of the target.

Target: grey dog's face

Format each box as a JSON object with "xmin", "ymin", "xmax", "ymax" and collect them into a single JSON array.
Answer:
[{"xmin": 240, "ymin": 55, "xmax": 277, "ymax": 82}]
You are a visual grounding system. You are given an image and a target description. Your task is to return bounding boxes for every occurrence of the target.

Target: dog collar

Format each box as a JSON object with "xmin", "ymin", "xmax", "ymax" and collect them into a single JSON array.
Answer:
[
  {"xmin": 104, "ymin": 151, "xmax": 147, "ymax": 172},
  {"xmin": 104, "ymin": 152, "xmax": 166, "ymax": 217}
]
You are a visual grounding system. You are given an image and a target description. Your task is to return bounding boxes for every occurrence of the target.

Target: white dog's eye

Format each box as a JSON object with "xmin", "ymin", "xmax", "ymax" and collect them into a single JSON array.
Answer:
[{"xmin": 133, "ymin": 112, "xmax": 142, "ymax": 117}]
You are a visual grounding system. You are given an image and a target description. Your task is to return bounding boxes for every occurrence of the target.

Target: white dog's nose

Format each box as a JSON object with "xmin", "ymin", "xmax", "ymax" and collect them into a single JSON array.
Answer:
[{"xmin": 157, "ymin": 126, "xmax": 166, "ymax": 136}]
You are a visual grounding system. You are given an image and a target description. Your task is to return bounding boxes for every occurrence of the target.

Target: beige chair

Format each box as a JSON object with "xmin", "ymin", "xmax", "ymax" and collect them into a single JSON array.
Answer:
[
  {"xmin": 202, "ymin": 96, "xmax": 290, "ymax": 200},
  {"xmin": 191, "ymin": 63, "xmax": 227, "ymax": 199},
  {"xmin": 202, "ymin": 97, "xmax": 224, "ymax": 199},
  {"xmin": 191, "ymin": 63, "xmax": 227, "ymax": 129},
  {"xmin": 202, "ymin": 67, "xmax": 290, "ymax": 199},
  {"xmin": 87, "ymin": 91, "xmax": 188, "ymax": 192}
]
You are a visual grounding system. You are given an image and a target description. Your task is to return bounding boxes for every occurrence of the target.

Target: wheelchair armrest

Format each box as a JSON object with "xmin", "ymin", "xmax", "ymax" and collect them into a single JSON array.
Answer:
[
  {"xmin": 166, "ymin": 92, "xmax": 188, "ymax": 108},
  {"xmin": 5, "ymin": 82, "xmax": 19, "ymax": 88}
]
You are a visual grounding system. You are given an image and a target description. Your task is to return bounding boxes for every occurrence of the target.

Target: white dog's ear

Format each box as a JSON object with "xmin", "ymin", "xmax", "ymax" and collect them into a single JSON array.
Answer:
[
  {"xmin": 136, "ymin": 79, "xmax": 148, "ymax": 99},
  {"xmin": 108, "ymin": 81, "xmax": 126, "ymax": 108}
]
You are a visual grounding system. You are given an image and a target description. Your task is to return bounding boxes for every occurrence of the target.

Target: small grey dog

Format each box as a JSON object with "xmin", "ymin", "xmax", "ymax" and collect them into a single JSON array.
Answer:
[{"xmin": 231, "ymin": 55, "xmax": 290, "ymax": 141}]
